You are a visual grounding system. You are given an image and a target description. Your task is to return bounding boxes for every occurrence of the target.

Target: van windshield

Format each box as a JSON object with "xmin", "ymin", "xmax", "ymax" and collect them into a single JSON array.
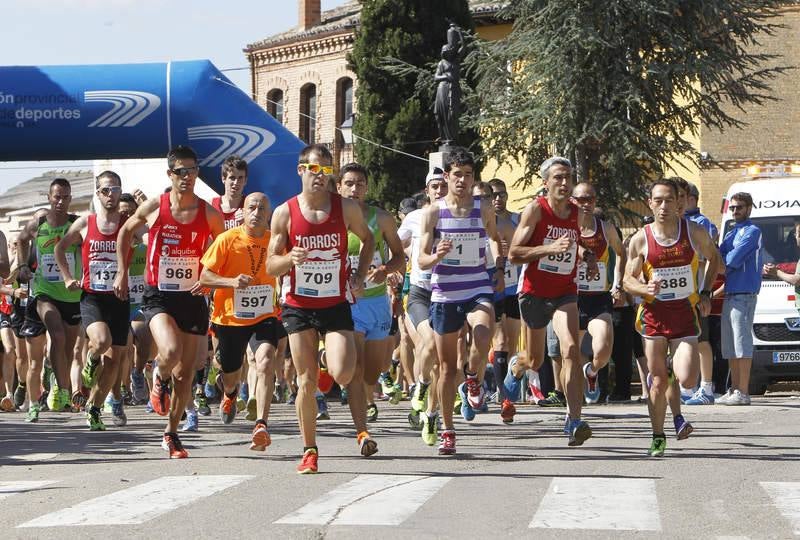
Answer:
[{"xmin": 724, "ymin": 216, "xmax": 800, "ymax": 279}]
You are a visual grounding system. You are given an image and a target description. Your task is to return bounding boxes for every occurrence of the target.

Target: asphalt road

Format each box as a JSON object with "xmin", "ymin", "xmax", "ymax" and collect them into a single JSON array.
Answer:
[{"xmin": 1, "ymin": 392, "xmax": 799, "ymax": 539}]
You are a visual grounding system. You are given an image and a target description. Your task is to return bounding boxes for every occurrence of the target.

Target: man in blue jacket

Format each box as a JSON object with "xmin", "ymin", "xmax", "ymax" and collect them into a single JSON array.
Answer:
[{"xmin": 719, "ymin": 192, "xmax": 762, "ymax": 405}]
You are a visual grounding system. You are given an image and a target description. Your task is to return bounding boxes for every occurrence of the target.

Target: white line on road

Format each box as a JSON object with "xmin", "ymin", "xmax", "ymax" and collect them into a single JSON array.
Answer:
[
  {"xmin": 7, "ymin": 453, "xmax": 59, "ymax": 461},
  {"xmin": 530, "ymin": 477, "xmax": 662, "ymax": 531},
  {"xmin": 17, "ymin": 475, "xmax": 253, "ymax": 528},
  {"xmin": 761, "ymin": 482, "xmax": 800, "ymax": 535},
  {"xmin": 275, "ymin": 474, "xmax": 452, "ymax": 526},
  {"xmin": 0, "ymin": 481, "xmax": 58, "ymax": 501}
]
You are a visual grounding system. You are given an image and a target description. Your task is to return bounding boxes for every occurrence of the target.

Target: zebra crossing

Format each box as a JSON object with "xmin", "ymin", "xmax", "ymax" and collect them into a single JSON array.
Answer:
[{"xmin": 3, "ymin": 474, "xmax": 799, "ymax": 535}]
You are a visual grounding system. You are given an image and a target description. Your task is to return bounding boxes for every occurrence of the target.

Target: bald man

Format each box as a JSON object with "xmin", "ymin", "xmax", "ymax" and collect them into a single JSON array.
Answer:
[{"xmin": 200, "ymin": 192, "xmax": 284, "ymax": 451}]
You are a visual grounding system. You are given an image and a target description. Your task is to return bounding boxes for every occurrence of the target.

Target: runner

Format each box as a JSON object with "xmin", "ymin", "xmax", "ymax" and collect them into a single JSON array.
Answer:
[
  {"xmin": 17, "ymin": 178, "xmax": 83, "ymax": 420},
  {"xmin": 114, "ymin": 145, "xmax": 224, "ymax": 458},
  {"xmin": 418, "ymin": 148, "xmax": 505, "ymax": 455},
  {"xmin": 505, "ymin": 157, "xmax": 598, "ymax": 445},
  {"xmin": 212, "ymin": 155, "xmax": 247, "ymax": 230},
  {"xmin": 3, "ymin": 238, "xmax": 30, "ymax": 410},
  {"xmin": 200, "ymin": 192, "xmax": 281, "ymax": 450},
  {"xmin": 0, "ymin": 232, "xmax": 12, "ymax": 411},
  {"xmin": 572, "ymin": 183, "xmax": 624, "ymax": 404},
  {"xmin": 267, "ymin": 144, "xmax": 374, "ymax": 474},
  {"xmin": 55, "ymin": 171, "xmax": 129, "ymax": 430},
  {"xmin": 623, "ymin": 178, "xmax": 720, "ymax": 456},
  {"xmin": 337, "ymin": 162, "xmax": 405, "ymax": 456}
]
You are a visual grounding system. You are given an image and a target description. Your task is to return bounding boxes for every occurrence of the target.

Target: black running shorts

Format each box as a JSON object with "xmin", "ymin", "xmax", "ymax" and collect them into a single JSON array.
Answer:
[
  {"xmin": 141, "ymin": 286, "xmax": 209, "ymax": 336},
  {"xmin": 80, "ymin": 292, "xmax": 130, "ymax": 347}
]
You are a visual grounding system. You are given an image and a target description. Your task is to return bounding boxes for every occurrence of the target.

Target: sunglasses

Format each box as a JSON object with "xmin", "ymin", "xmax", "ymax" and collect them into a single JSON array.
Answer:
[
  {"xmin": 171, "ymin": 166, "xmax": 199, "ymax": 177},
  {"xmin": 573, "ymin": 196, "xmax": 596, "ymax": 203},
  {"xmin": 97, "ymin": 186, "xmax": 122, "ymax": 196},
  {"xmin": 300, "ymin": 163, "xmax": 334, "ymax": 175},
  {"xmin": 492, "ymin": 192, "xmax": 508, "ymax": 199},
  {"xmin": 729, "ymin": 205, "xmax": 747, "ymax": 211}
]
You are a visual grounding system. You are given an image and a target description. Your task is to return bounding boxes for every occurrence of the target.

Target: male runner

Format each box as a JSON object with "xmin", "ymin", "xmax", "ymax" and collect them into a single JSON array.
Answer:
[
  {"xmin": 18, "ymin": 178, "xmax": 83, "ymax": 420},
  {"xmin": 623, "ymin": 178, "xmax": 719, "ymax": 456},
  {"xmin": 212, "ymin": 155, "xmax": 247, "ymax": 230},
  {"xmin": 55, "ymin": 171, "xmax": 129, "ymax": 430},
  {"xmin": 200, "ymin": 193, "xmax": 281, "ymax": 450},
  {"xmin": 572, "ymin": 183, "xmax": 624, "ymax": 404},
  {"xmin": 114, "ymin": 145, "xmax": 224, "ymax": 458},
  {"xmin": 336, "ymin": 162, "xmax": 405, "ymax": 456},
  {"xmin": 418, "ymin": 148, "xmax": 505, "ymax": 455},
  {"xmin": 505, "ymin": 157, "xmax": 598, "ymax": 445},
  {"xmin": 267, "ymin": 144, "xmax": 374, "ymax": 474}
]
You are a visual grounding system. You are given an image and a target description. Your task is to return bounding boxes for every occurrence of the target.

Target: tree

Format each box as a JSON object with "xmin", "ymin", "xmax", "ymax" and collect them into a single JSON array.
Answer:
[
  {"xmin": 349, "ymin": 0, "xmax": 477, "ymax": 207},
  {"xmin": 468, "ymin": 0, "xmax": 791, "ymax": 222}
]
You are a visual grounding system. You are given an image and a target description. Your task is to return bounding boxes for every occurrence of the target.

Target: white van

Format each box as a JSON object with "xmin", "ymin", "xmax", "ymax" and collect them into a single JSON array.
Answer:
[{"xmin": 720, "ymin": 171, "xmax": 800, "ymax": 394}]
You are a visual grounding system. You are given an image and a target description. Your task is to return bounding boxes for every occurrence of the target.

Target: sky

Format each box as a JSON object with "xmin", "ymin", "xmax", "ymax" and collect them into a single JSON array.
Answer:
[{"xmin": 0, "ymin": 0, "xmax": 349, "ymax": 194}]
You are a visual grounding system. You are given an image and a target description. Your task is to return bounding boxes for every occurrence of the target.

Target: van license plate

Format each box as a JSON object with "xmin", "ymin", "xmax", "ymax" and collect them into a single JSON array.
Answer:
[{"xmin": 773, "ymin": 351, "xmax": 800, "ymax": 364}]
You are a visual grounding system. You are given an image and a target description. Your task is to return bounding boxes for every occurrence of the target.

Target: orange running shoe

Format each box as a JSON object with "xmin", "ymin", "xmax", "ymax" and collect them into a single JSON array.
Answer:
[
  {"xmin": 357, "ymin": 431, "xmax": 378, "ymax": 457},
  {"xmin": 150, "ymin": 374, "xmax": 171, "ymax": 416},
  {"xmin": 0, "ymin": 395, "xmax": 14, "ymax": 412},
  {"xmin": 500, "ymin": 399, "xmax": 516, "ymax": 424},
  {"xmin": 250, "ymin": 422, "xmax": 271, "ymax": 451},
  {"xmin": 296, "ymin": 448, "xmax": 318, "ymax": 474},
  {"xmin": 220, "ymin": 393, "xmax": 236, "ymax": 424},
  {"xmin": 161, "ymin": 432, "xmax": 189, "ymax": 459}
]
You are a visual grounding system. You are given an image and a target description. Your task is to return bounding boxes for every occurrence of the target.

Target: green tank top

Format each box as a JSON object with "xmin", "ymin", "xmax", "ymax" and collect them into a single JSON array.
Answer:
[
  {"xmin": 348, "ymin": 206, "xmax": 387, "ymax": 298},
  {"xmin": 128, "ymin": 243, "xmax": 147, "ymax": 307},
  {"xmin": 33, "ymin": 214, "xmax": 81, "ymax": 302}
]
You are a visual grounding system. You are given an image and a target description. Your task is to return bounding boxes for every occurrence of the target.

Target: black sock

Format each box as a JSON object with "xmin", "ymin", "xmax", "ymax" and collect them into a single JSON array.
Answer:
[
  {"xmin": 256, "ymin": 419, "xmax": 267, "ymax": 427},
  {"xmin": 226, "ymin": 389, "xmax": 238, "ymax": 399},
  {"xmin": 494, "ymin": 351, "xmax": 509, "ymax": 384},
  {"xmin": 653, "ymin": 432, "xmax": 666, "ymax": 439},
  {"xmin": 303, "ymin": 446, "xmax": 318, "ymax": 454}
]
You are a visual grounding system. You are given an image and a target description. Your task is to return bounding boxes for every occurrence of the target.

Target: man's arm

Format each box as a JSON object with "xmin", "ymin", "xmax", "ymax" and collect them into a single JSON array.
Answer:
[
  {"xmin": 343, "ymin": 198, "xmax": 375, "ymax": 284},
  {"xmin": 205, "ymin": 203, "xmax": 225, "ymax": 240},
  {"xmin": 689, "ymin": 223, "xmax": 719, "ymax": 316},
  {"xmin": 605, "ymin": 222, "xmax": 625, "ymax": 298},
  {"xmin": 509, "ymin": 200, "xmax": 563, "ymax": 264},
  {"xmin": 200, "ymin": 268, "xmax": 251, "ymax": 289},
  {"xmin": 371, "ymin": 209, "xmax": 406, "ymax": 283},
  {"xmin": 623, "ymin": 231, "xmax": 658, "ymax": 298},
  {"xmin": 114, "ymin": 198, "xmax": 158, "ymax": 300},
  {"xmin": 723, "ymin": 226, "xmax": 761, "ymax": 269},
  {"xmin": 418, "ymin": 205, "xmax": 447, "ymax": 270},
  {"xmin": 16, "ymin": 209, "xmax": 47, "ymax": 282},
  {"xmin": 482, "ymin": 199, "xmax": 505, "ymax": 292},
  {"xmin": 0, "ymin": 231, "xmax": 9, "ymax": 279},
  {"xmin": 55, "ymin": 216, "xmax": 87, "ymax": 290},
  {"xmin": 266, "ymin": 203, "xmax": 300, "ymax": 277}
]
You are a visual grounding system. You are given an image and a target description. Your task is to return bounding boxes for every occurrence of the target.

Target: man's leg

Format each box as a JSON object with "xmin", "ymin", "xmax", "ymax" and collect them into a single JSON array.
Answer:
[
  {"xmin": 289, "ymin": 328, "xmax": 322, "ymax": 450},
  {"xmin": 434, "ymin": 330, "xmax": 460, "ymax": 433},
  {"xmin": 551, "ymin": 302, "xmax": 582, "ymax": 420},
  {"xmin": 167, "ymin": 333, "xmax": 200, "ymax": 434},
  {"xmin": 148, "ymin": 313, "xmax": 184, "ymax": 416},
  {"xmin": 0, "ymin": 328, "xmax": 15, "ymax": 408},
  {"xmin": 250, "ymin": 338, "xmax": 277, "ymax": 451},
  {"xmin": 37, "ymin": 301, "xmax": 70, "ymax": 391},
  {"xmin": 345, "ymin": 331, "xmax": 369, "ymax": 438},
  {"xmin": 643, "ymin": 336, "xmax": 669, "ymax": 455},
  {"xmin": 464, "ymin": 302, "xmax": 495, "ymax": 406},
  {"xmin": 24, "ymin": 334, "xmax": 46, "ymax": 418}
]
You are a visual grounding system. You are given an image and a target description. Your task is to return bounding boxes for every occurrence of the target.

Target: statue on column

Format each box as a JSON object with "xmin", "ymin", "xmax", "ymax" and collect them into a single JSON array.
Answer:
[{"xmin": 434, "ymin": 23, "xmax": 465, "ymax": 148}]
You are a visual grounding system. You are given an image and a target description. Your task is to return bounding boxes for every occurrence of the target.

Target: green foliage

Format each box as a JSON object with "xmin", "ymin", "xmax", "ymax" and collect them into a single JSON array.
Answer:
[
  {"xmin": 349, "ymin": 0, "xmax": 477, "ymax": 207},
  {"xmin": 467, "ymin": 0, "xmax": 791, "ymax": 224}
]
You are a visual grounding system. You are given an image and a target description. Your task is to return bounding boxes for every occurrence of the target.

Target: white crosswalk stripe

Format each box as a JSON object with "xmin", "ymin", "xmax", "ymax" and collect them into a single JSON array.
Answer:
[
  {"xmin": 0, "ymin": 480, "xmax": 58, "ymax": 501},
  {"xmin": 530, "ymin": 477, "xmax": 662, "ymax": 531},
  {"xmin": 761, "ymin": 482, "xmax": 800, "ymax": 535},
  {"xmin": 17, "ymin": 475, "xmax": 253, "ymax": 528},
  {"xmin": 275, "ymin": 474, "xmax": 452, "ymax": 526}
]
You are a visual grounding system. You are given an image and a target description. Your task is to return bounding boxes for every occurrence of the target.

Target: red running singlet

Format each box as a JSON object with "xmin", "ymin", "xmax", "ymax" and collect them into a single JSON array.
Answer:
[
  {"xmin": 283, "ymin": 193, "xmax": 350, "ymax": 309},
  {"xmin": 82, "ymin": 214, "xmax": 127, "ymax": 294},
  {"xmin": 146, "ymin": 193, "xmax": 211, "ymax": 291},
  {"xmin": 212, "ymin": 196, "xmax": 244, "ymax": 231}
]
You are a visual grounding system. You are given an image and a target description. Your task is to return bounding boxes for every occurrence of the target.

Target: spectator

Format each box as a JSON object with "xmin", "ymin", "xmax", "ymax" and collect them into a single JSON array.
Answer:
[{"xmin": 718, "ymin": 192, "xmax": 762, "ymax": 405}]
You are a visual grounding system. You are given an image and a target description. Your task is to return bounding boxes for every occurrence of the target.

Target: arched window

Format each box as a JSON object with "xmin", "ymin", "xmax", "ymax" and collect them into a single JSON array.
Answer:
[
  {"xmin": 266, "ymin": 89, "xmax": 284, "ymax": 124},
  {"xmin": 336, "ymin": 77, "xmax": 353, "ymax": 146},
  {"xmin": 300, "ymin": 83, "xmax": 316, "ymax": 144}
]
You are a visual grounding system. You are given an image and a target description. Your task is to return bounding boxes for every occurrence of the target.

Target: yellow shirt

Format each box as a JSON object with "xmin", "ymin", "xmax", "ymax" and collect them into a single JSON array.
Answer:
[{"xmin": 201, "ymin": 226, "xmax": 278, "ymax": 326}]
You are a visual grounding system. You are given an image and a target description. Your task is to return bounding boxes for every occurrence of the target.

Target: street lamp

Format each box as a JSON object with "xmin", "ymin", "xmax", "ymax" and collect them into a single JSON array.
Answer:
[{"xmin": 339, "ymin": 115, "xmax": 354, "ymax": 145}]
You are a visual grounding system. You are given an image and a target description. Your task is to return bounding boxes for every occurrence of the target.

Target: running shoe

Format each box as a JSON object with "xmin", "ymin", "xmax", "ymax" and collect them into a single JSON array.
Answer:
[
  {"xmin": 453, "ymin": 391, "xmax": 462, "ymax": 414},
  {"xmin": 250, "ymin": 422, "xmax": 271, "ymax": 451},
  {"xmin": 220, "ymin": 392, "xmax": 237, "ymax": 424},
  {"xmin": 527, "ymin": 370, "xmax": 545, "ymax": 403},
  {"xmin": 0, "ymin": 394, "xmax": 14, "ymax": 412},
  {"xmin": 500, "ymin": 399, "xmax": 516, "ymax": 424},
  {"xmin": 131, "ymin": 369, "xmax": 148, "ymax": 403},
  {"xmin": 150, "ymin": 373, "xmax": 171, "ymax": 416},
  {"xmin": 365, "ymin": 402, "xmax": 378, "ymax": 422},
  {"xmin": 195, "ymin": 394, "xmax": 211, "ymax": 416},
  {"xmin": 86, "ymin": 407, "xmax": 106, "ymax": 431},
  {"xmin": 317, "ymin": 395, "xmax": 331, "ymax": 421},
  {"xmin": 204, "ymin": 365, "xmax": 219, "ymax": 399},
  {"xmin": 81, "ymin": 354, "xmax": 100, "ymax": 388},
  {"xmin": 162, "ymin": 432, "xmax": 189, "ymax": 459},
  {"xmin": 538, "ymin": 390, "xmax": 566, "ymax": 407},
  {"xmin": 464, "ymin": 375, "xmax": 484, "ymax": 410},
  {"xmin": 245, "ymin": 398, "xmax": 257, "ymax": 421},
  {"xmin": 389, "ymin": 359, "xmax": 399, "ymax": 383},
  {"xmin": 674, "ymin": 415, "xmax": 693, "ymax": 440},
  {"xmin": 566, "ymin": 418, "xmax": 592, "ymax": 447},
  {"xmin": 357, "ymin": 431, "xmax": 378, "ymax": 457},
  {"xmin": 239, "ymin": 382, "xmax": 249, "ymax": 402},
  {"xmin": 503, "ymin": 356, "xmax": 523, "ymax": 402},
  {"xmin": 421, "ymin": 412, "xmax": 438, "ymax": 446},
  {"xmin": 181, "ymin": 408, "xmax": 198, "ymax": 432},
  {"xmin": 56, "ymin": 388, "xmax": 71, "ymax": 412},
  {"xmin": 723, "ymin": 389, "xmax": 751, "ymax": 406},
  {"xmin": 71, "ymin": 391, "xmax": 87, "ymax": 412},
  {"xmin": 457, "ymin": 383, "xmax": 475, "ymax": 421},
  {"xmin": 378, "ymin": 373, "xmax": 401, "ymax": 405},
  {"xmin": 685, "ymin": 388, "xmax": 714, "ymax": 405},
  {"xmin": 144, "ymin": 400, "xmax": 154, "ymax": 414},
  {"xmin": 297, "ymin": 448, "xmax": 318, "ymax": 474},
  {"xmin": 13, "ymin": 384, "xmax": 26, "ymax": 409},
  {"xmin": 110, "ymin": 398, "xmax": 127, "ymax": 427},
  {"xmin": 648, "ymin": 435, "xmax": 667, "ymax": 457},
  {"xmin": 288, "ymin": 392, "xmax": 297, "ymax": 405},
  {"xmin": 438, "ymin": 429, "xmax": 456, "ymax": 456},
  {"xmin": 391, "ymin": 384, "xmax": 403, "ymax": 404},
  {"xmin": 339, "ymin": 387, "xmax": 348, "ymax": 405},
  {"xmin": 407, "ymin": 409, "xmax": 422, "ymax": 430},
  {"xmin": 25, "ymin": 402, "xmax": 41, "ymax": 423},
  {"xmin": 582, "ymin": 363, "xmax": 600, "ymax": 404},
  {"xmin": 410, "ymin": 382, "xmax": 429, "ymax": 414},
  {"xmin": 46, "ymin": 383, "xmax": 63, "ymax": 412},
  {"xmin": 476, "ymin": 392, "xmax": 489, "ymax": 413},
  {"xmin": 43, "ymin": 365, "xmax": 54, "ymax": 393}
]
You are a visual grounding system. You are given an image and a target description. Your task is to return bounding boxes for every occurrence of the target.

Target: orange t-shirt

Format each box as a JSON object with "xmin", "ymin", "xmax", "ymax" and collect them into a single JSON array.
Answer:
[{"xmin": 201, "ymin": 226, "xmax": 278, "ymax": 326}]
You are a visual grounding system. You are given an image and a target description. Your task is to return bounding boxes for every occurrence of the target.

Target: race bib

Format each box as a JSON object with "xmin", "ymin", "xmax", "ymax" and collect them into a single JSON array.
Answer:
[
  {"xmin": 40, "ymin": 252, "xmax": 74, "ymax": 282},
  {"xmin": 88, "ymin": 258, "xmax": 118, "ymax": 291},
  {"xmin": 349, "ymin": 252, "xmax": 384, "ymax": 290},
  {"xmin": 577, "ymin": 261, "xmax": 607, "ymax": 292},
  {"xmin": 128, "ymin": 275, "xmax": 145, "ymax": 304},
  {"xmin": 537, "ymin": 238, "xmax": 576, "ymax": 275},
  {"xmin": 440, "ymin": 232, "xmax": 480, "ymax": 267},
  {"xmin": 654, "ymin": 264, "xmax": 694, "ymax": 301},
  {"xmin": 503, "ymin": 259, "xmax": 519, "ymax": 286},
  {"xmin": 158, "ymin": 256, "xmax": 199, "ymax": 292},
  {"xmin": 234, "ymin": 285, "xmax": 274, "ymax": 319},
  {"xmin": 296, "ymin": 260, "xmax": 341, "ymax": 298}
]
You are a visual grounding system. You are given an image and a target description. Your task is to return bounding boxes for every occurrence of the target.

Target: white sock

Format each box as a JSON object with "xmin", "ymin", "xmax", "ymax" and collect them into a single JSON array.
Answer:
[
  {"xmin": 586, "ymin": 364, "xmax": 597, "ymax": 378},
  {"xmin": 679, "ymin": 384, "xmax": 694, "ymax": 398},
  {"xmin": 700, "ymin": 381, "xmax": 713, "ymax": 396}
]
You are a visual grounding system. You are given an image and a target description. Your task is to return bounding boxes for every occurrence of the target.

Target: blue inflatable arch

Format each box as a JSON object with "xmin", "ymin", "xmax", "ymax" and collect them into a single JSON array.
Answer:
[{"xmin": 0, "ymin": 60, "xmax": 304, "ymax": 206}]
